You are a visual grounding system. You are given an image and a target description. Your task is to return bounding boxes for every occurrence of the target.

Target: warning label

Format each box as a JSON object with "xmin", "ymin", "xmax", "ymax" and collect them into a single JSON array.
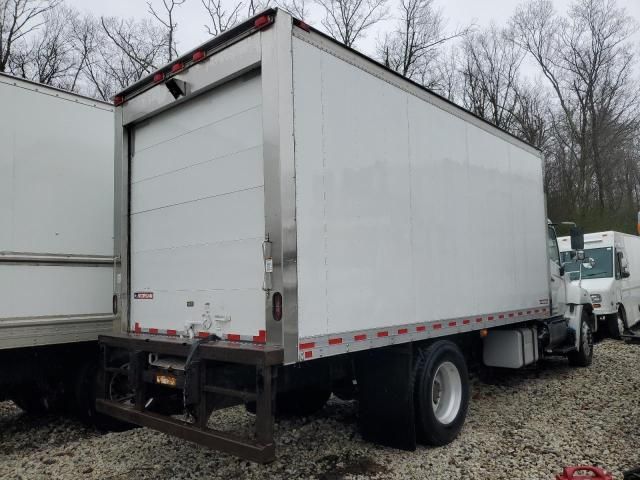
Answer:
[{"xmin": 134, "ymin": 292, "xmax": 154, "ymax": 300}]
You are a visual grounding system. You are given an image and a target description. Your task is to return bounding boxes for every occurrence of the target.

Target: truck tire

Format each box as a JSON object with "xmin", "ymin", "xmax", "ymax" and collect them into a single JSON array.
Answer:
[
  {"xmin": 74, "ymin": 357, "xmax": 135, "ymax": 431},
  {"xmin": 11, "ymin": 389, "xmax": 48, "ymax": 415},
  {"xmin": 414, "ymin": 341, "xmax": 469, "ymax": 446},
  {"xmin": 607, "ymin": 310, "xmax": 627, "ymax": 340},
  {"xmin": 568, "ymin": 311, "xmax": 594, "ymax": 367}
]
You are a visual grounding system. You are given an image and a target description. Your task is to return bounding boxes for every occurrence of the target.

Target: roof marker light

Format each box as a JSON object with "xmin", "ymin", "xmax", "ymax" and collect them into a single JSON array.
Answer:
[
  {"xmin": 192, "ymin": 50, "xmax": 206, "ymax": 62},
  {"xmin": 293, "ymin": 19, "xmax": 311, "ymax": 32},
  {"xmin": 113, "ymin": 95, "xmax": 124, "ymax": 106},
  {"xmin": 171, "ymin": 62, "xmax": 184, "ymax": 73},
  {"xmin": 254, "ymin": 14, "xmax": 272, "ymax": 29},
  {"xmin": 153, "ymin": 72, "xmax": 165, "ymax": 83}
]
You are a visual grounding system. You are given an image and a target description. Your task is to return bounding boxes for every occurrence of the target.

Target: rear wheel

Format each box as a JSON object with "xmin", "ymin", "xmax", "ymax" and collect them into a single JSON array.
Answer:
[
  {"xmin": 568, "ymin": 311, "xmax": 594, "ymax": 367},
  {"xmin": 81, "ymin": 355, "xmax": 135, "ymax": 431},
  {"xmin": 414, "ymin": 341, "xmax": 469, "ymax": 446},
  {"xmin": 11, "ymin": 388, "xmax": 48, "ymax": 415}
]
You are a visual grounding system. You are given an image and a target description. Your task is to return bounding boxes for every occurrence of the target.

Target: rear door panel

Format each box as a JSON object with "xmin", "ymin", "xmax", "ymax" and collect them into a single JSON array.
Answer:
[{"xmin": 129, "ymin": 74, "xmax": 266, "ymax": 340}]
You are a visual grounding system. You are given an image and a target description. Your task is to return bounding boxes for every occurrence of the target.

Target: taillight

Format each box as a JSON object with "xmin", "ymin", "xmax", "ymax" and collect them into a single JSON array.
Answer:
[
  {"xmin": 272, "ymin": 292, "xmax": 282, "ymax": 321},
  {"xmin": 112, "ymin": 294, "xmax": 118, "ymax": 315}
]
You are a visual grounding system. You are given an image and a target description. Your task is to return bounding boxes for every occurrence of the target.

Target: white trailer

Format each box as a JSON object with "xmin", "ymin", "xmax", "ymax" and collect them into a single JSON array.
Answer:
[
  {"xmin": 0, "ymin": 73, "xmax": 115, "ymax": 415},
  {"xmin": 97, "ymin": 10, "xmax": 594, "ymax": 463},
  {"xmin": 559, "ymin": 231, "xmax": 640, "ymax": 338}
]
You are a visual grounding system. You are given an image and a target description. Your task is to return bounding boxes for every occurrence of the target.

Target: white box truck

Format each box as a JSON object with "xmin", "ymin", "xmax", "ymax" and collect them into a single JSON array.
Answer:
[
  {"xmin": 0, "ymin": 73, "xmax": 115, "ymax": 417},
  {"xmin": 97, "ymin": 10, "xmax": 595, "ymax": 463},
  {"xmin": 559, "ymin": 231, "xmax": 640, "ymax": 338}
]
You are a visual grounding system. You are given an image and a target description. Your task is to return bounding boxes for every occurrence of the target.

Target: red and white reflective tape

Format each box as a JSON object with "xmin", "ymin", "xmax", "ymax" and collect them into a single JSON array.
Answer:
[
  {"xmin": 297, "ymin": 306, "xmax": 550, "ymax": 361},
  {"xmin": 130, "ymin": 323, "xmax": 267, "ymax": 344}
]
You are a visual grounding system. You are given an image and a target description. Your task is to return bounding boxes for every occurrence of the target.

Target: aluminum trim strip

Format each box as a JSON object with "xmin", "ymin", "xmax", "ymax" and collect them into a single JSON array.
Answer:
[
  {"xmin": 0, "ymin": 252, "xmax": 114, "ymax": 265},
  {"xmin": 297, "ymin": 307, "xmax": 550, "ymax": 361},
  {"xmin": 0, "ymin": 313, "xmax": 115, "ymax": 328}
]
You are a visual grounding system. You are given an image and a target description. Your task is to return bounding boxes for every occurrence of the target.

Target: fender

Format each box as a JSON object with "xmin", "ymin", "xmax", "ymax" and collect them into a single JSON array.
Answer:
[
  {"xmin": 564, "ymin": 281, "xmax": 593, "ymax": 349},
  {"xmin": 565, "ymin": 281, "xmax": 591, "ymax": 306}
]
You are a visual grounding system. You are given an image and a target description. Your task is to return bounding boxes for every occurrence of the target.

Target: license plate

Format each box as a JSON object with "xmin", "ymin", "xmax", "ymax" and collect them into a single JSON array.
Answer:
[{"xmin": 155, "ymin": 374, "xmax": 177, "ymax": 387}]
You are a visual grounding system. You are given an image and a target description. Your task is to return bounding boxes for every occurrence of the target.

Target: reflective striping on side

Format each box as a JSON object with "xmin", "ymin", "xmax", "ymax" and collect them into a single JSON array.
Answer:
[
  {"xmin": 127, "ymin": 327, "xmax": 265, "ymax": 343},
  {"xmin": 297, "ymin": 307, "xmax": 550, "ymax": 361}
]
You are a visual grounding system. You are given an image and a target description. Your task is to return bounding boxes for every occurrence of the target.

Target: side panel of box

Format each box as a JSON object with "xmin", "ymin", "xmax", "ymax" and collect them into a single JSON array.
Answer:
[{"xmin": 292, "ymin": 35, "xmax": 549, "ymax": 341}]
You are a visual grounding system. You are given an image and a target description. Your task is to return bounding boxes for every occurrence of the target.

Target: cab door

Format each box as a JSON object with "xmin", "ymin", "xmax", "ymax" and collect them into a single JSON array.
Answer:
[
  {"xmin": 616, "ymin": 244, "xmax": 639, "ymax": 325},
  {"xmin": 548, "ymin": 226, "xmax": 566, "ymax": 316}
]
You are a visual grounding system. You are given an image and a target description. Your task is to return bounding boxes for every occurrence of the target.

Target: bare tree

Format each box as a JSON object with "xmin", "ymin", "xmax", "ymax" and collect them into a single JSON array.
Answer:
[
  {"xmin": 246, "ymin": 0, "xmax": 270, "ymax": 18},
  {"xmin": 0, "ymin": 0, "xmax": 59, "ymax": 72},
  {"xmin": 459, "ymin": 25, "xmax": 525, "ymax": 130},
  {"xmin": 88, "ymin": 16, "xmax": 168, "ymax": 100},
  {"xmin": 146, "ymin": 0, "xmax": 186, "ymax": 61},
  {"xmin": 511, "ymin": 80, "xmax": 552, "ymax": 150},
  {"xmin": 201, "ymin": 0, "xmax": 241, "ymax": 36},
  {"xmin": 277, "ymin": 0, "xmax": 308, "ymax": 20},
  {"xmin": 378, "ymin": 0, "xmax": 469, "ymax": 85},
  {"xmin": 512, "ymin": 0, "xmax": 639, "ymax": 213},
  {"xmin": 8, "ymin": 4, "xmax": 79, "ymax": 87},
  {"xmin": 430, "ymin": 44, "xmax": 460, "ymax": 101},
  {"xmin": 316, "ymin": 0, "xmax": 387, "ymax": 48}
]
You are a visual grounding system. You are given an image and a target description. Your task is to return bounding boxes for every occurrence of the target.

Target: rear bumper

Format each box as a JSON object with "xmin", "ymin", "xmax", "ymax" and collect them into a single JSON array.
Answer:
[
  {"xmin": 96, "ymin": 333, "xmax": 283, "ymax": 463},
  {"xmin": 96, "ymin": 398, "xmax": 276, "ymax": 463}
]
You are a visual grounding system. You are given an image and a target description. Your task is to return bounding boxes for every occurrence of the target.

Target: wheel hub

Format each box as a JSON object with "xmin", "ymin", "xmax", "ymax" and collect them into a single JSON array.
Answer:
[{"xmin": 431, "ymin": 361, "xmax": 462, "ymax": 425}]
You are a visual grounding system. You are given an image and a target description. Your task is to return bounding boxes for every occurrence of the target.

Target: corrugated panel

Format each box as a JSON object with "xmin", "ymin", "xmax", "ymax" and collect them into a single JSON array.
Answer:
[
  {"xmin": 129, "ymin": 74, "xmax": 266, "ymax": 339},
  {"xmin": 292, "ymin": 37, "xmax": 548, "ymax": 339}
]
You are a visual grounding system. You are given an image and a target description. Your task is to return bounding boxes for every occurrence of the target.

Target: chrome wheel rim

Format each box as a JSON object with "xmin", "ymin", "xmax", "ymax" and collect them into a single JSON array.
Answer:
[{"xmin": 431, "ymin": 361, "xmax": 462, "ymax": 425}]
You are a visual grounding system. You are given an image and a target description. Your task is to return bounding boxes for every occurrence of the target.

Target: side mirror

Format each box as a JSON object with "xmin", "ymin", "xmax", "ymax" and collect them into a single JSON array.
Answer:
[{"xmin": 570, "ymin": 226, "xmax": 584, "ymax": 251}]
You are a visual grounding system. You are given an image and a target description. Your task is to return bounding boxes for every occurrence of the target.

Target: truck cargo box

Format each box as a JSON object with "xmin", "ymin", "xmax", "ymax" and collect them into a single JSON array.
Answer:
[
  {"xmin": 0, "ymin": 73, "xmax": 115, "ymax": 349},
  {"xmin": 97, "ymin": 11, "xmax": 601, "ymax": 463},
  {"xmin": 112, "ymin": 10, "xmax": 550, "ymax": 365}
]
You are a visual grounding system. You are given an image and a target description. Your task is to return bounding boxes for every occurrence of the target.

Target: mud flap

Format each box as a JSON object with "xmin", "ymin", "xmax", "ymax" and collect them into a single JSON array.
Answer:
[{"xmin": 354, "ymin": 344, "xmax": 416, "ymax": 451}]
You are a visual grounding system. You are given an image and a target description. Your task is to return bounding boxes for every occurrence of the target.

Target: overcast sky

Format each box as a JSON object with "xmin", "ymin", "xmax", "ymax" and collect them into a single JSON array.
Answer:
[{"xmin": 65, "ymin": 0, "xmax": 640, "ymax": 61}]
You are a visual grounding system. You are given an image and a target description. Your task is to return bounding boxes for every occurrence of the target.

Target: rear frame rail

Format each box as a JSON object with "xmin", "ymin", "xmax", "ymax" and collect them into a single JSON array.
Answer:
[{"xmin": 96, "ymin": 334, "xmax": 283, "ymax": 463}]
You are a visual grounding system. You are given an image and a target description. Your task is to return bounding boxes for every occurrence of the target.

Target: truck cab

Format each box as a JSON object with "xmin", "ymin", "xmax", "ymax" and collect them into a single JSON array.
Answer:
[
  {"xmin": 546, "ymin": 224, "xmax": 593, "ymax": 350},
  {"xmin": 559, "ymin": 231, "xmax": 640, "ymax": 338}
]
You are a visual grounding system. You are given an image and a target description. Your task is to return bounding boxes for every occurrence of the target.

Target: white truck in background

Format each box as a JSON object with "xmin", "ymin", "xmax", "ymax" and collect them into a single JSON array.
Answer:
[
  {"xmin": 559, "ymin": 231, "xmax": 640, "ymax": 338},
  {"xmin": 96, "ymin": 10, "xmax": 595, "ymax": 463},
  {"xmin": 0, "ymin": 73, "xmax": 115, "ymax": 417}
]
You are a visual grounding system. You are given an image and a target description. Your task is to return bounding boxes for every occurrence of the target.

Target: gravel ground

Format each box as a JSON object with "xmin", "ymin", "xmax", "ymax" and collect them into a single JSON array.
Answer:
[{"xmin": 1, "ymin": 339, "xmax": 639, "ymax": 480}]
